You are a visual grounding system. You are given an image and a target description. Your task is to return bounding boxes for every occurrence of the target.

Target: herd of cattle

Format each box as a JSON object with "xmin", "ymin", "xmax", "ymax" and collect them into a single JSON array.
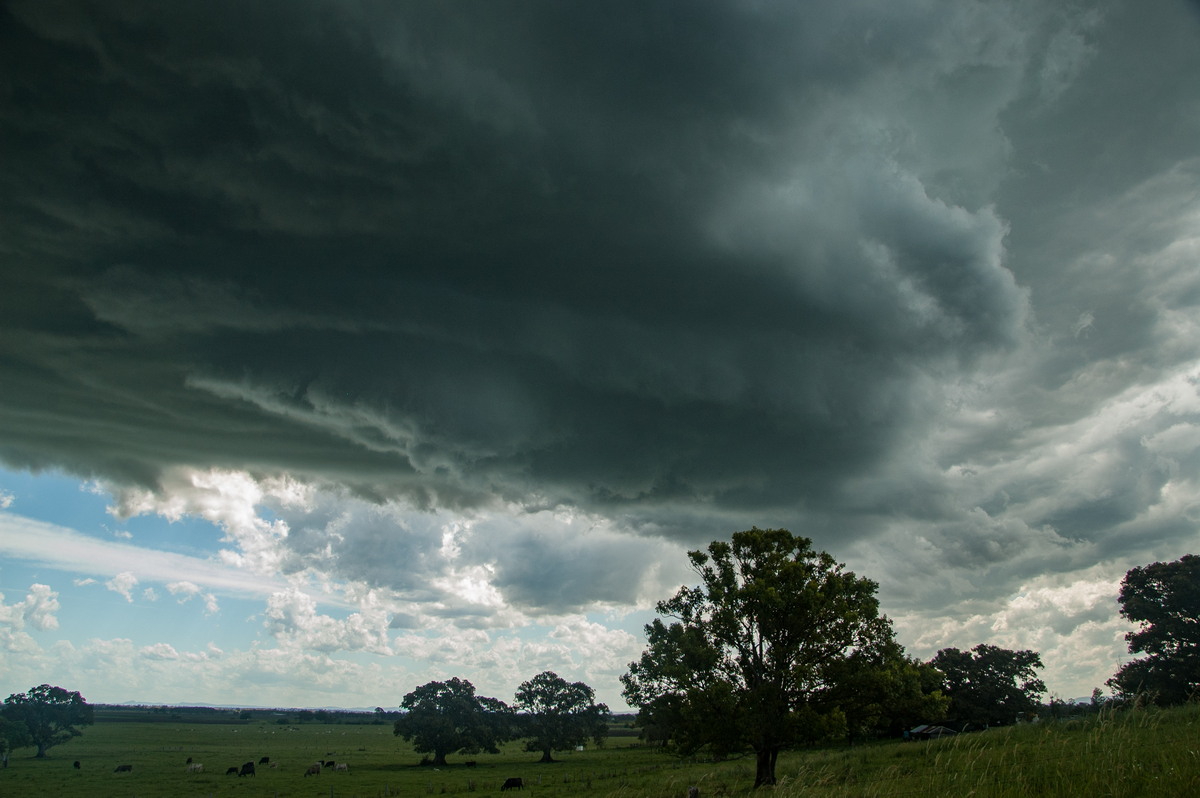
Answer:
[
  {"xmin": 108, "ymin": 755, "xmax": 351, "ymax": 776},
  {"xmin": 97, "ymin": 756, "xmax": 525, "ymax": 788}
]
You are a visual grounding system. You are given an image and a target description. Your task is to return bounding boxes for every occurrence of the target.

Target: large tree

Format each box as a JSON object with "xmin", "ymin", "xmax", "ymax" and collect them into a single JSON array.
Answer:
[
  {"xmin": 393, "ymin": 677, "xmax": 512, "ymax": 766},
  {"xmin": 1109, "ymin": 554, "xmax": 1200, "ymax": 704},
  {"xmin": 514, "ymin": 671, "xmax": 609, "ymax": 762},
  {"xmin": 621, "ymin": 528, "xmax": 896, "ymax": 788},
  {"xmin": 1, "ymin": 685, "xmax": 93, "ymax": 758},
  {"xmin": 931, "ymin": 644, "xmax": 1046, "ymax": 727}
]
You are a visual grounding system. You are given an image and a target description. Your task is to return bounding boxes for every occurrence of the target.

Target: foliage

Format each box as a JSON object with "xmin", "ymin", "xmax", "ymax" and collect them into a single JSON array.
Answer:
[
  {"xmin": 0, "ymin": 714, "xmax": 32, "ymax": 754},
  {"xmin": 621, "ymin": 527, "xmax": 896, "ymax": 787},
  {"xmin": 1, "ymin": 685, "xmax": 93, "ymax": 758},
  {"xmin": 931, "ymin": 644, "xmax": 1046, "ymax": 727},
  {"xmin": 514, "ymin": 671, "xmax": 609, "ymax": 762},
  {"xmin": 819, "ymin": 633, "xmax": 949, "ymax": 739},
  {"xmin": 631, "ymin": 693, "xmax": 685, "ymax": 748},
  {"xmin": 1109, "ymin": 553, "xmax": 1200, "ymax": 704},
  {"xmin": 393, "ymin": 677, "xmax": 512, "ymax": 765}
]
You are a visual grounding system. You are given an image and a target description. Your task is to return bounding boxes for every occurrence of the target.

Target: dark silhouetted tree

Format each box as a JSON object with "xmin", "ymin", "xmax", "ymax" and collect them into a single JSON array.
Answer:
[
  {"xmin": 931, "ymin": 644, "xmax": 1045, "ymax": 727},
  {"xmin": 0, "ymin": 715, "xmax": 32, "ymax": 759},
  {"xmin": 394, "ymin": 677, "xmax": 512, "ymax": 766},
  {"xmin": 1, "ymin": 685, "xmax": 93, "ymax": 758},
  {"xmin": 1109, "ymin": 554, "xmax": 1200, "ymax": 704},
  {"xmin": 514, "ymin": 671, "xmax": 608, "ymax": 762},
  {"xmin": 820, "ymin": 633, "xmax": 949, "ymax": 740},
  {"xmin": 621, "ymin": 528, "xmax": 896, "ymax": 788}
]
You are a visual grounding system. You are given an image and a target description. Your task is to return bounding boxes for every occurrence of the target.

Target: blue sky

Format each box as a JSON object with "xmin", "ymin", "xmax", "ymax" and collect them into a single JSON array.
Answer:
[{"xmin": 3, "ymin": 0, "xmax": 1200, "ymax": 712}]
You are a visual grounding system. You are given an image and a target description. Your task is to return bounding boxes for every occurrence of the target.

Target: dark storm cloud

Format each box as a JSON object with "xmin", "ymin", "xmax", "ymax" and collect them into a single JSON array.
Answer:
[{"xmin": 3, "ymin": 0, "xmax": 1199, "ymax": 573}]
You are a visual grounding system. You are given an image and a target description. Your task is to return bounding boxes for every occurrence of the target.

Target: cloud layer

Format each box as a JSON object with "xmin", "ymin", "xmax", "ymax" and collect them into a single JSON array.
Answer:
[{"xmin": 2, "ymin": 0, "xmax": 1200, "ymax": 703}]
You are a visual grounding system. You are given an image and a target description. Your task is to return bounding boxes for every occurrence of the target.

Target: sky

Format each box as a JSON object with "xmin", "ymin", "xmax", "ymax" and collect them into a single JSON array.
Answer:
[{"xmin": 2, "ymin": 0, "xmax": 1200, "ymax": 713}]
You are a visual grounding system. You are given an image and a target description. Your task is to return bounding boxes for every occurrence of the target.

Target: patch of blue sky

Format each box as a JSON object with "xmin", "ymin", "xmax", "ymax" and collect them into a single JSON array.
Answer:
[
  {"xmin": 0, "ymin": 468, "xmax": 111, "ymax": 533},
  {"xmin": 0, "ymin": 467, "xmax": 227, "ymax": 556},
  {"xmin": 587, "ymin": 608, "xmax": 655, "ymax": 636},
  {"xmin": 78, "ymin": 591, "xmax": 250, "ymax": 649},
  {"xmin": 9, "ymin": 564, "xmax": 263, "ymax": 652}
]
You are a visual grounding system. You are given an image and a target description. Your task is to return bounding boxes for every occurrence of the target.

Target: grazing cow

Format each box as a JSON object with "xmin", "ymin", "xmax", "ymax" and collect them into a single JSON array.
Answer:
[
  {"xmin": 335, "ymin": 763, "xmax": 349, "ymax": 772},
  {"xmin": 114, "ymin": 764, "xmax": 133, "ymax": 773},
  {"xmin": 73, "ymin": 761, "xmax": 80, "ymax": 769},
  {"xmin": 324, "ymin": 760, "xmax": 336, "ymax": 769},
  {"xmin": 305, "ymin": 763, "xmax": 322, "ymax": 777},
  {"xmin": 259, "ymin": 756, "xmax": 270, "ymax": 764},
  {"xmin": 187, "ymin": 763, "xmax": 204, "ymax": 773},
  {"xmin": 186, "ymin": 757, "xmax": 193, "ymax": 764},
  {"xmin": 226, "ymin": 766, "xmax": 239, "ymax": 775},
  {"xmin": 687, "ymin": 787, "xmax": 700, "ymax": 798},
  {"xmin": 239, "ymin": 761, "xmax": 256, "ymax": 777},
  {"xmin": 501, "ymin": 777, "xmax": 524, "ymax": 791}
]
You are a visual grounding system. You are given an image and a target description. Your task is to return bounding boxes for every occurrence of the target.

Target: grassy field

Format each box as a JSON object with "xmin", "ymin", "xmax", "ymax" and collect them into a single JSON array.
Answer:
[{"xmin": 2, "ymin": 703, "xmax": 1199, "ymax": 797}]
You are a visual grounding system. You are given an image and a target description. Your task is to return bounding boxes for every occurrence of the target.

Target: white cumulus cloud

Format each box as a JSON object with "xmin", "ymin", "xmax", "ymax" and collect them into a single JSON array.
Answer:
[{"xmin": 105, "ymin": 571, "xmax": 138, "ymax": 602}]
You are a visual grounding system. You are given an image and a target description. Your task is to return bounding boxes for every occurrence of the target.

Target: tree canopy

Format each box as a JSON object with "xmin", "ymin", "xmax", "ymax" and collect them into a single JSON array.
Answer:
[
  {"xmin": 393, "ymin": 677, "xmax": 512, "ymax": 766},
  {"xmin": 1, "ymin": 685, "xmax": 93, "ymax": 758},
  {"xmin": 514, "ymin": 671, "xmax": 609, "ymax": 762},
  {"xmin": 1109, "ymin": 554, "xmax": 1200, "ymax": 704},
  {"xmin": 621, "ymin": 528, "xmax": 897, "ymax": 787},
  {"xmin": 931, "ymin": 644, "xmax": 1046, "ymax": 727}
]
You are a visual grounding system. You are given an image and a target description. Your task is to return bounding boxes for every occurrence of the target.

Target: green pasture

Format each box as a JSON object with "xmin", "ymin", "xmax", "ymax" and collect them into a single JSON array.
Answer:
[
  {"xmin": 0, "ymin": 716, "xmax": 690, "ymax": 798},
  {"xmin": 3, "ymin": 703, "xmax": 1200, "ymax": 797}
]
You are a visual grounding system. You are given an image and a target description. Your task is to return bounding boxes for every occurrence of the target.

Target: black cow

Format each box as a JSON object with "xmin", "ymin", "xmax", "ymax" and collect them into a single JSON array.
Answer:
[
  {"xmin": 259, "ymin": 756, "xmax": 270, "ymax": 764},
  {"xmin": 305, "ymin": 763, "xmax": 322, "ymax": 777},
  {"xmin": 73, "ymin": 761, "xmax": 80, "ymax": 769},
  {"xmin": 114, "ymin": 764, "xmax": 133, "ymax": 773},
  {"xmin": 501, "ymin": 777, "xmax": 524, "ymax": 791},
  {"xmin": 239, "ymin": 761, "xmax": 256, "ymax": 777},
  {"xmin": 226, "ymin": 766, "xmax": 239, "ymax": 775},
  {"xmin": 324, "ymin": 760, "xmax": 336, "ymax": 769}
]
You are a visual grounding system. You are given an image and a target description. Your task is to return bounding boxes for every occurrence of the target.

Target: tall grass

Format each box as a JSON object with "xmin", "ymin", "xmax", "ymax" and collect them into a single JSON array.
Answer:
[{"xmin": 763, "ymin": 702, "xmax": 1200, "ymax": 798}]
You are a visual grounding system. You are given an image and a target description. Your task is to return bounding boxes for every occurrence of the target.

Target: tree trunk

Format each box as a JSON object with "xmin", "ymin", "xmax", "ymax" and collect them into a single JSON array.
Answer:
[
  {"xmin": 433, "ymin": 750, "xmax": 448, "ymax": 766},
  {"xmin": 753, "ymin": 748, "xmax": 778, "ymax": 788},
  {"xmin": 539, "ymin": 747, "xmax": 556, "ymax": 763},
  {"xmin": 35, "ymin": 743, "xmax": 48, "ymax": 759}
]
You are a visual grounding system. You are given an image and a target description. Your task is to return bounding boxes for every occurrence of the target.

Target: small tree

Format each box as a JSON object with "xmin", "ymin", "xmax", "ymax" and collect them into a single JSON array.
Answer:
[
  {"xmin": 621, "ymin": 528, "xmax": 896, "ymax": 787},
  {"xmin": 393, "ymin": 677, "xmax": 512, "ymax": 766},
  {"xmin": 931, "ymin": 644, "xmax": 1046, "ymax": 727},
  {"xmin": 1, "ymin": 685, "xmax": 94, "ymax": 758},
  {"xmin": 819, "ymin": 633, "xmax": 949, "ymax": 740},
  {"xmin": 514, "ymin": 671, "xmax": 609, "ymax": 762},
  {"xmin": 1109, "ymin": 554, "xmax": 1200, "ymax": 704}
]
